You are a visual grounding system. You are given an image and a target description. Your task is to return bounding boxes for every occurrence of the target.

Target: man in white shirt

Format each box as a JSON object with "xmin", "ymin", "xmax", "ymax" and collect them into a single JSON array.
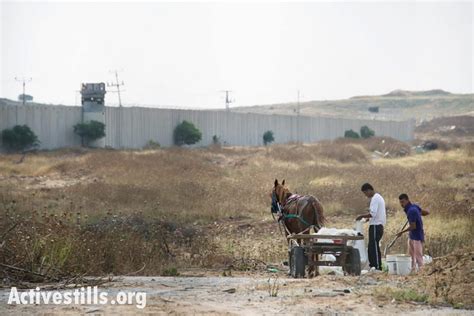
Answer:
[{"xmin": 356, "ymin": 183, "xmax": 386, "ymax": 270}]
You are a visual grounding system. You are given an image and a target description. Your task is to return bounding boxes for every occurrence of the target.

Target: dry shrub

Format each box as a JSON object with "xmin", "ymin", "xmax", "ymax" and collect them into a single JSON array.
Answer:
[
  {"xmin": 463, "ymin": 142, "xmax": 474, "ymax": 156},
  {"xmin": 0, "ymin": 141, "xmax": 472, "ymax": 279},
  {"xmin": 314, "ymin": 142, "xmax": 368, "ymax": 163},
  {"xmin": 335, "ymin": 136, "xmax": 411, "ymax": 157},
  {"xmin": 417, "ymin": 248, "xmax": 474, "ymax": 309},
  {"xmin": 0, "ymin": 193, "xmax": 216, "ymax": 281},
  {"xmin": 269, "ymin": 144, "xmax": 314, "ymax": 163},
  {"xmin": 270, "ymin": 142, "xmax": 368, "ymax": 164}
]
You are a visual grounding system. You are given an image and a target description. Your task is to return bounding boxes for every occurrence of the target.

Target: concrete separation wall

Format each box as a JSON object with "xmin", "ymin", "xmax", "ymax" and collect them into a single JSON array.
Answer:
[
  {"xmin": 0, "ymin": 104, "xmax": 415, "ymax": 149},
  {"xmin": 0, "ymin": 105, "xmax": 82, "ymax": 149}
]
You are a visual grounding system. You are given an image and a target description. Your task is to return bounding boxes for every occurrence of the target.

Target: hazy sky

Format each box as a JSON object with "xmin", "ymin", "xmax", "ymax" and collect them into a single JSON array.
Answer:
[{"xmin": 1, "ymin": 1, "xmax": 472, "ymax": 108}]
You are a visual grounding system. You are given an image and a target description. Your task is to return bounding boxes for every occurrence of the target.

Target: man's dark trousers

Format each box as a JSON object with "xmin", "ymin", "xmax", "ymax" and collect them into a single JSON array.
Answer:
[{"xmin": 368, "ymin": 224, "xmax": 384, "ymax": 270}]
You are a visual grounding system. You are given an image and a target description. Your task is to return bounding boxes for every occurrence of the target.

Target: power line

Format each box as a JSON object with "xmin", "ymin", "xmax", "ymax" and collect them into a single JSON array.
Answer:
[
  {"xmin": 107, "ymin": 70, "xmax": 125, "ymax": 107},
  {"xmin": 14, "ymin": 77, "xmax": 32, "ymax": 106}
]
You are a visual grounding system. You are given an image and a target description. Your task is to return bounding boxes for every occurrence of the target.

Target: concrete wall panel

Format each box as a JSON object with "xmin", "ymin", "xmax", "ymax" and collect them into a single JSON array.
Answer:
[{"xmin": 0, "ymin": 105, "xmax": 415, "ymax": 149}]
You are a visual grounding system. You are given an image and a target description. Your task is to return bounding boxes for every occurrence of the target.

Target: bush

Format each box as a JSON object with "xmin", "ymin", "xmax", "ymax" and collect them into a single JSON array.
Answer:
[
  {"xmin": 344, "ymin": 129, "xmax": 360, "ymax": 139},
  {"xmin": 1, "ymin": 125, "xmax": 39, "ymax": 151},
  {"xmin": 144, "ymin": 140, "xmax": 161, "ymax": 150},
  {"xmin": 73, "ymin": 120, "xmax": 106, "ymax": 147},
  {"xmin": 360, "ymin": 125, "xmax": 375, "ymax": 139},
  {"xmin": 212, "ymin": 135, "xmax": 220, "ymax": 145},
  {"xmin": 162, "ymin": 267, "xmax": 180, "ymax": 276},
  {"xmin": 173, "ymin": 120, "xmax": 202, "ymax": 146},
  {"xmin": 263, "ymin": 130, "xmax": 274, "ymax": 146}
]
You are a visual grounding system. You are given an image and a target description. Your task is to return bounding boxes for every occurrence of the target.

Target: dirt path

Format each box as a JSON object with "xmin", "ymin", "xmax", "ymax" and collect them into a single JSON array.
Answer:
[{"xmin": 0, "ymin": 273, "xmax": 471, "ymax": 315}]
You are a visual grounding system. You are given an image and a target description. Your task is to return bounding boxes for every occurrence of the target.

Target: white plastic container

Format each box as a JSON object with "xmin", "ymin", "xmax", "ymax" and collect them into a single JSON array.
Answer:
[
  {"xmin": 353, "ymin": 220, "xmax": 369, "ymax": 270},
  {"xmin": 386, "ymin": 254, "xmax": 398, "ymax": 275},
  {"xmin": 354, "ymin": 220, "xmax": 364, "ymax": 233},
  {"xmin": 395, "ymin": 255, "xmax": 412, "ymax": 275},
  {"xmin": 423, "ymin": 255, "xmax": 432, "ymax": 265}
]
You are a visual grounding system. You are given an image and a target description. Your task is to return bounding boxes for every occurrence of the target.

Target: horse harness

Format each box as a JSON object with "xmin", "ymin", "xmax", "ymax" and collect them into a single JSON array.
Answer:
[{"xmin": 271, "ymin": 191, "xmax": 313, "ymax": 229}]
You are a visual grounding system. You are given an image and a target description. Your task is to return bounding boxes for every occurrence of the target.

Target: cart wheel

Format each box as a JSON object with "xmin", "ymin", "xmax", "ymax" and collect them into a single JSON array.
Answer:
[
  {"xmin": 290, "ymin": 246, "xmax": 306, "ymax": 278},
  {"xmin": 344, "ymin": 247, "xmax": 361, "ymax": 276}
]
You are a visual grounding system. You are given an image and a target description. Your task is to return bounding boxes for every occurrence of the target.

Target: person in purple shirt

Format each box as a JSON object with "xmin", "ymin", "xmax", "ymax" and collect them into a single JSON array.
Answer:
[{"xmin": 397, "ymin": 194, "xmax": 430, "ymax": 272}]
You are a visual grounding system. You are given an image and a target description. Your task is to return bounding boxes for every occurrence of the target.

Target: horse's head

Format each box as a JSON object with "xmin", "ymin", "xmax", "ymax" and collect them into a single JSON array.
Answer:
[
  {"xmin": 272, "ymin": 179, "xmax": 290, "ymax": 208},
  {"xmin": 271, "ymin": 179, "xmax": 326, "ymax": 233}
]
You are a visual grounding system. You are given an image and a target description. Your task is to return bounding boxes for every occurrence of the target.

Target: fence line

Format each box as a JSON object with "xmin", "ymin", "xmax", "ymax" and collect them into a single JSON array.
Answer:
[{"xmin": 0, "ymin": 104, "xmax": 415, "ymax": 149}]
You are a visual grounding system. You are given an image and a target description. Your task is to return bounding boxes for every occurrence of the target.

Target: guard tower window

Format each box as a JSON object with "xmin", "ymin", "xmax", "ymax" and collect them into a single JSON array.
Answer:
[{"xmin": 80, "ymin": 82, "xmax": 106, "ymax": 106}]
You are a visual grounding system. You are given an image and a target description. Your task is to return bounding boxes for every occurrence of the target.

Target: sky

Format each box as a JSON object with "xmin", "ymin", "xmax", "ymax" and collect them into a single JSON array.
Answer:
[{"xmin": 0, "ymin": 1, "xmax": 472, "ymax": 109}]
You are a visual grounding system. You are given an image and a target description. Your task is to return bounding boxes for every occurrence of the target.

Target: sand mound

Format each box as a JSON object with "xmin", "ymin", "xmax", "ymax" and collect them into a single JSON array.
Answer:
[
  {"xmin": 416, "ymin": 115, "xmax": 474, "ymax": 138},
  {"xmin": 418, "ymin": 249, "xmax": 474, "ymax": 309}
]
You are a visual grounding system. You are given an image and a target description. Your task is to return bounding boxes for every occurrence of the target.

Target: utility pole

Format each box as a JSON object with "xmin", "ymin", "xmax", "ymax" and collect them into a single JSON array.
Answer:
[
  {"xmin": 74, "ymin": 90, "xmax": 81, "ymax": 106},
  {"xmin": 221, "ymin": 90, "xmax": 233, "ymax": 111},
  {"xmin": 296, "ymin": 90, "xmax": 301, "ymax": 143},
  {"xmin": 296, "ymin": 89, "xmax": 300, "ymax": 115},
  {"xmin": 107, "ymin": 70, "xmax": 125, "ymax": 107},
  {"xmin": 15, "ymin": 77, "xmax": 32, "ymax": 106},
  {"xmin": 107, "ymin": 70, "xmax": 125, "ymax": 149}
]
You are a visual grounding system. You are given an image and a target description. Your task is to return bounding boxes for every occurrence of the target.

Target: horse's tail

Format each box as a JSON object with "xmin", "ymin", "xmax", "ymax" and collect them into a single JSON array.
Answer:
[{"xmin": 311, "ymin": 197, "xmax": 326, "ymax": 229}]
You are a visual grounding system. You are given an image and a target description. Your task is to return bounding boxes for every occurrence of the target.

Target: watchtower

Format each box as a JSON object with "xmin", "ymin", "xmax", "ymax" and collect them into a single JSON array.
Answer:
[{"xmin": 80, "ymin": 83, "xmax": 106, "ymax": 147}]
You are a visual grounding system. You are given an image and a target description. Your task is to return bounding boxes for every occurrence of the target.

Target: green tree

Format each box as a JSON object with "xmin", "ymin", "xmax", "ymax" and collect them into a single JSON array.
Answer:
[
  {"xmin": 344, "ymin": 129, "xmax": 360, "ymax": 139},
  {"xmin": 173, "ymin": 120, "xmax": 202, "ymax": 146},
  {"xmin": 73, "ymin": 120, "xmax": 106, "ymax": 147},
  {"xmin": 368, "ymin": 106, "xmax": 379, "ymax": 113},
  {"xmin": 1, "ymin": 125, "xmax": 39, "ymax": 151},
  {"xmin": 360, "ymin": 125, "xmax": 375, "ymax": 139},
  {"xmin": 263, "ymin": 130, "xmax": 274, "ymax": 146}
]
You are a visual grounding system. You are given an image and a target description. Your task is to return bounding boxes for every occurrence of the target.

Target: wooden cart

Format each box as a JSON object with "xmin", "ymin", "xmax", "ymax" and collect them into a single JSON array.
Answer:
[{"xmin": 287, "ymin": 233, "xmax": 364, "ymax": 278}]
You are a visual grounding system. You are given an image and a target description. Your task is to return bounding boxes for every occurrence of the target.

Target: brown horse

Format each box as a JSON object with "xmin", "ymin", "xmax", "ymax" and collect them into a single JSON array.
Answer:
[
  {"xmin": 272, "ymin": 179, "xmax": 326, "ymax": 234},
  {"xmin": 271, "ymin": 179, "xmax": 326, "ymax": 277}
]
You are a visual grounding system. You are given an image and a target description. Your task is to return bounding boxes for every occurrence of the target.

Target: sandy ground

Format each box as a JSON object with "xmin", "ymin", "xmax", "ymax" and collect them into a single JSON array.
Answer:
[{"xmin": 0, "ymin": 272, "xmax": 471, "ymax": 315}]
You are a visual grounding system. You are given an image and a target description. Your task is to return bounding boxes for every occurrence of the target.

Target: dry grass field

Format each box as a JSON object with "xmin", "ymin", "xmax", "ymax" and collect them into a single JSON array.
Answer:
[{"xmin": 0, "ymin": 134, "xmax": 473, "ymax": 308}]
